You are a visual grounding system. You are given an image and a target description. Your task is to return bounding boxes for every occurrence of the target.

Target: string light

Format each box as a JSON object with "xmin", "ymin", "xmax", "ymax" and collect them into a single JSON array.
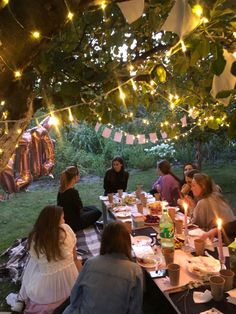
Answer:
[
  {"xmin": 201, "ymin": 17, "xmax": 209, "ymax": 24},
  {"xmin": 14, "ymin": 70, "xmax": 22, "ymax": 79},
  {"xmin": 0, "ymin": 148, "xmax": 3, "ymax": 154},
  {"xmin": 4, "ymin": 122, "xmax": 8, "ymax": 134},
  {"xmin": 131, "ymin": 79, "xmax": 137, "ymax": 91},
  {"xmin": 31, "ymin": 31, "xmax": 41, "ymax": 39},
  {"xmin": 119, "ymin": 87, "xmax": 126, "ymax": 101},
  {"xmin": 180, "ymin": 40, "xmax": 187, "ymax": 52},
  {"xmin": 68, "ymin": 108, "xmax": 74, "ymax": 122},
  {"xmin": 1, "ymin": 100, "xmax": 5, "ymax": 106},
  {"xmin": 67, "ymin": 12, "xmax": 74, "ymax": 20},
  {"xmin": 2, "ymin": 0, "xmax": 9, "ymax": 7},
  {"xmin": 101, "ymin": 1, "xmax": 106, "ymax": 10},
  {"xmin": 192, "ymin": 4, "xmax": 203, "ymax": 17},
  {"xmin": 17, "ymin": 128, "xmax": 22, "ymax": 134}
]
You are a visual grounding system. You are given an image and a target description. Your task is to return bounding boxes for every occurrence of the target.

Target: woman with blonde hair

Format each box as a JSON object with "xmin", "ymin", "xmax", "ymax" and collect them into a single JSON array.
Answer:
[
  {"xmin": 63, "ymin": 221, "xmax": 143, "ymax": 314},
  {"xmin": 14, "ymin": 205, "xmax": 81, "ymax": 313},
  {"xmin": 189, "ymin": 173, "xmax": 235, "ymax": 231},
  {"xmin": 57, "ymin": 166, "xmax": 101, "ymax": 232}
]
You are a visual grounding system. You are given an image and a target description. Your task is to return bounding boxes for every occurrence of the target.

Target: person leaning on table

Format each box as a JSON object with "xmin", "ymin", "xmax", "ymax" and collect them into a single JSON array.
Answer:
[
  {"xmin": 57, "ymin": 165, "xmax": 101, "ymax": 232},
  {"xmin": 185, "ymin": 173, "xmax": 235, "ymax": 231},
  {"xmin": 63, "ymin": 221, "xmax": 143, "ymax": 314},
  {"xmin": 103, "ymin": 156, "xmax": 129, "ymax": 195}
]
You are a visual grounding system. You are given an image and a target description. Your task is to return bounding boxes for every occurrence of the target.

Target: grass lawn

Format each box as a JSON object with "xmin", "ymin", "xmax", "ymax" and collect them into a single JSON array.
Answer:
[{"xmin": 0, "ymin": 164, "xmax": 236, "ymax": 311}]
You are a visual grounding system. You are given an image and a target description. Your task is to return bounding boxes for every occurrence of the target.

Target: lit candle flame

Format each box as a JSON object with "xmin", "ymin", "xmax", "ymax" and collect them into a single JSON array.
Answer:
[
  {"xmin": 217, "ymin": 218, "xmax": 222, "ymax": 230},
  {"xmin": 183, "ymin": 201, "xmax": 188, "ymax": 213}
]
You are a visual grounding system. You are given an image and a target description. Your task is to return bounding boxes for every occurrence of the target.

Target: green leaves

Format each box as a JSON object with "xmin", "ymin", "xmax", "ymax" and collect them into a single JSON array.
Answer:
[{"xmin": 212, "ymin": 43, "xmax": 226, "ymax": 76}]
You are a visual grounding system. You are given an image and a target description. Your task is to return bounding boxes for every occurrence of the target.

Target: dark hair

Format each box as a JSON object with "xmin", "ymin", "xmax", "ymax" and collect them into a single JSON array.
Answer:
[
  {"xmin": 59, "ymin": 165, "xmax": 79, "ymax": 193},
  {"xmin": 185, "ymin": 169, "xmax": 199, "ymax": 179},
  {"xmin": 111, "ymin": 156, "xmax": 125, "ymax": 172},
  {"xmin": 100, "ymin": 221, "xmax": 131, "ymax": 260},
  {"xmin": 158, "ymin": 160, "xmax": 181, "ymax": 183},
  {"xmin": 28, "ymin": 205, "xmax": 65, "ymax": 262},
  {"xmin": 183, "ymin": 163, "xmax": 197, "ymax": 172}
]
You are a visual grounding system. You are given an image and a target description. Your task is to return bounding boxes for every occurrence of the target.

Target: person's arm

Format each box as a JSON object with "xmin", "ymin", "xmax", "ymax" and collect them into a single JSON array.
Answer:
[{"xmin": 201, "ymin": 228, "xmax": 217, "ymax": 241}]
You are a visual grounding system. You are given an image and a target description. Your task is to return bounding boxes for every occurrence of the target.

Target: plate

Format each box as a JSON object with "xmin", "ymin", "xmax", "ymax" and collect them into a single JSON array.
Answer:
[
  {"xmin": 187, "ymin": 256, "xmax": 221, "ymax": 277},
  {"xmin": 113, "ymin": 206, "xmax": 128, "ymax": 212},
  {"xmin": 132, "ymin": 235, "xmax": 152, "ymax": 246},
  {"xmin": 144, "ymin": 222, "xmax": 159, "ymax": 226},
  {"xmin": 136, "ymin": 255, "xmax": 157, "ymax": 269},
  {"xmin": 116, "ymin": 212, "xmax": 131, "ymax": 218}
]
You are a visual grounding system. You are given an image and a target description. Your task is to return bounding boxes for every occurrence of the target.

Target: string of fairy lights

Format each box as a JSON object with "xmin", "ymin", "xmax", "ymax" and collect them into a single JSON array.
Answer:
[{"xmin": 0, "ymin": 0, "xmax": 234, "ymax": 153}]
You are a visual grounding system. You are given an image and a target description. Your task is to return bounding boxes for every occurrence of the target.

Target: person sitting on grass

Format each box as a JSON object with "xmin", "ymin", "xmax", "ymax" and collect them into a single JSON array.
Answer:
[
  {"xmin": 186, "ymin": 173, "xmax": 235, "ymax": 231},
  {"xmin": 57, "ymin": 166, "xmax": 101, "ymax": 232},
  {"xmin": 103, "ymin": 156, "xmax": 129, "ymax": 196},
  {"xmin": 12, "ymin": 205, "xmax": 82, "ymax": 314},
  {"xmin": 63, "ymin": 221, "xmax": 143, "ymax": 314}
]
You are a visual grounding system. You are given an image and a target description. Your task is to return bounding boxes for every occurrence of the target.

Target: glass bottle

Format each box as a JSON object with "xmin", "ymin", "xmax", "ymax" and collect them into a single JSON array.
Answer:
[{"xmin": 159, "ymin": 207, "xmax": 174, "ymax": 250}]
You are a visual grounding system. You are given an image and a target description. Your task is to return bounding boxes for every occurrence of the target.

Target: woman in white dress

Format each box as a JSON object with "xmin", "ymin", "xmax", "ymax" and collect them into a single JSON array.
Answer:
[{"xmin": 16, "ymin": 205, "xmax": 82, "ymax": 314}]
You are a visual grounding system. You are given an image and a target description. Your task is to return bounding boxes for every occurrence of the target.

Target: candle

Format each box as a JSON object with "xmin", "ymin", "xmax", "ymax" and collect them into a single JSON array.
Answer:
[
  {"xmin": 183, "ymin": 201, "xmax": 188, "ymax": 236},
  {"xmin": 217, "ymin": 218, "xmax": 224, "ymax": 265}
]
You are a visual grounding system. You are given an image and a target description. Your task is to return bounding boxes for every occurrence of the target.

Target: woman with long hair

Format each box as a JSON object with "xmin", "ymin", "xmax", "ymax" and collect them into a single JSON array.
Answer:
[
  {"xmin": 151, "ymin": 160, "xmax": 181, "ymax": 206},
  {"xmin": 189, "ymin": 173, "xmax": 234, "ymax": 231},
  {"xmin": 63, "ymin": 221, "xmax": 143, "ymax": 314},
  {"xmin": 57, "ymin": 166, "xmax": 101, "ymax": 232},
  {"xmin": 15, "ymin": 205, "xmax": 81, "ymax": 314},
  {"xmin": 103, "ymin": 156, "xmax": 129, "ymax": 195}
]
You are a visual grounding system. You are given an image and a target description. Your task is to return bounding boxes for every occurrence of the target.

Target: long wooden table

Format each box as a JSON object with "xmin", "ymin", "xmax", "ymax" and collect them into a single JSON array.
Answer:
[{"xmin": 100, "ymin": 192, "xmax": 236, "ymax": 314}]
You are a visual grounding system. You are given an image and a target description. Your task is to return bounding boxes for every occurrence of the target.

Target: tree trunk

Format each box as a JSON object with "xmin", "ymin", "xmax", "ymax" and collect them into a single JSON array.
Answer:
[{"xmin": 0, "ymin": 0, "xmax": 109, "ymax": 172}]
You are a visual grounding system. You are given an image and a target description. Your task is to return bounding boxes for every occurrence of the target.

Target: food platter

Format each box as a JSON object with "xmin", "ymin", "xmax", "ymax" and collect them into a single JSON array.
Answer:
[
  {"xmin": 116, "ymin": 212, "xmax": 131, "ymax": 218},
  {"xmin": 136, "ymin": 255, "xmax": 157, "ymax": 269},
  {"xmin": 132, "ymin": 235, "xmax": 152, "ymax": 246},
  {"xmin": 187, "ymin": 256, "xmax": 221, "ymax": 277}
]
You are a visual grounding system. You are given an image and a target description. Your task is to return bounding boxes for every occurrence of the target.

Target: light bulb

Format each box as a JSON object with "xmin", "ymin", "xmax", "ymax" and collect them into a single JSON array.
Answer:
[
  {"xmin": 192, "ymin": 4, "xmax": 203, "ymax": 17},
  {"xmin": 67, "ymin": 12, "xmax": 74, "ymax": 20},
  {"xmin": 14, "ymin": 70, "xmax": 22, "ymax": 78},
  {"xmin": 31, "ymin": 31, "xmax": 41, "ymax": 39}
]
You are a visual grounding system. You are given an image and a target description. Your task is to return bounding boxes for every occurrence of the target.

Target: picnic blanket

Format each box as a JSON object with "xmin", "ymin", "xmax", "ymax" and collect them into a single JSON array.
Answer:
[{"xmin": 0, "ymin": 225, "xmax": 101, "ymax": 283}]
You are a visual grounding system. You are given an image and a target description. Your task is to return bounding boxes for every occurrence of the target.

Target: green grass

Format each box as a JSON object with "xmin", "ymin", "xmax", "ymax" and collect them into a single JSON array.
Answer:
[{"xmin": 0, "ymin": 165, "xmax": 236, "ymax": 311}]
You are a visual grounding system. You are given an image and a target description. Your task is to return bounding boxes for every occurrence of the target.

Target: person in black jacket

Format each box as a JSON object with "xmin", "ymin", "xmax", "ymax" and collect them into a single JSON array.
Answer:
[
  {"xmin": 103, "ymin": 156, "xmax": 129, "ymax": 196},
  {"xmin": 57, "ymin": 166, "xmax": 101, "ymax": 232}
]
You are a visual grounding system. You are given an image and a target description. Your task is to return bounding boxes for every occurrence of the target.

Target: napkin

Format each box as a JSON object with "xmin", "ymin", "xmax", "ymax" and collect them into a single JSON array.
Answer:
[
  {"xmin": 188, "ymin": 228, "xmax": 206, "ymax": 237},
  {"xmin": 193, "ymin": 290, "xmax": 212, "ymax": 303},
  {"xmin": 199, "ymin": 308, "xmax": 223, "ymax": 314}
]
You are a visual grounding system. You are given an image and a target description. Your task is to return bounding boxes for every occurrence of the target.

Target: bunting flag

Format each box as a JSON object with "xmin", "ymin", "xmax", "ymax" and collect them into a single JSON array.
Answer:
[
  {"xmin": 102, "ymin": 127, "xmax": 112, "ymax": 138},
  {"xmin": 211, "ymin": 49, "xmax": 236, "ymax": 106},
  {"xmin": 180, "ymin": 115, "xmax": 187, "ymax": 127},
  {"xmin": 114, "ymin": 131, "xmax": 123, "ymax": 142},
  {"xmin": 138, "ymin": 134, "xmax": 146, "ymax": 144},
  {"xmin": 126, "ymin": 134, "xmax": 134, "ymax": 144},
  {"xmin": 117, "ymin": 0, "xmax": 144, "ymax": 24},
  {"xmin": 160, "ymin": 0, "xmax": 200, "ymax": 39},
  {"xmin": 161, "ymin": 131, "xmax": 168, "ymax": 139},
  {"xmin": 149, "ymin": 133, "xmax": 158, "ymax": 143},
  {"xmin": 95, "ymin": 122, "xmax": 101, "ymax": 132}
]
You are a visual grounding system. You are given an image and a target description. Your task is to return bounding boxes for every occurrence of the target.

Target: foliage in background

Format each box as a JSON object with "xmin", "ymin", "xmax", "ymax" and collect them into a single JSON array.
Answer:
[{"xmin": 52, "ymin": 122, "xmax": 236, "ymax": 176}]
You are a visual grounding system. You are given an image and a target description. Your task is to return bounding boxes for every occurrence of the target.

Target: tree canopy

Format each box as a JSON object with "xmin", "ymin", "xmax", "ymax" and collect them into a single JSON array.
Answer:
[{"xmin": 0, "ymin": 0, "xmax": 235, "ymax": 171}]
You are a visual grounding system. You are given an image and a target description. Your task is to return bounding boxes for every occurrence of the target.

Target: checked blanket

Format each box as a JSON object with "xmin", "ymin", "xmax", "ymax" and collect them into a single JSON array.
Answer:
[{"xmin": 0, "ymin": 225, "xmax": 101, "ymax": 283}]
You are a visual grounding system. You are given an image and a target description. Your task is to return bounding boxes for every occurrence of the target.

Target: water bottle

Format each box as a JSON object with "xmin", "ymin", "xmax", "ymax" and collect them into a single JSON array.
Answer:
[
  {"xmin": 228, "ymin": 238, "xmax": 236, "ymax": 286},
  {"xmin": 159, "ymin": 207, "xmax": 174, "ymax": 250}
]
